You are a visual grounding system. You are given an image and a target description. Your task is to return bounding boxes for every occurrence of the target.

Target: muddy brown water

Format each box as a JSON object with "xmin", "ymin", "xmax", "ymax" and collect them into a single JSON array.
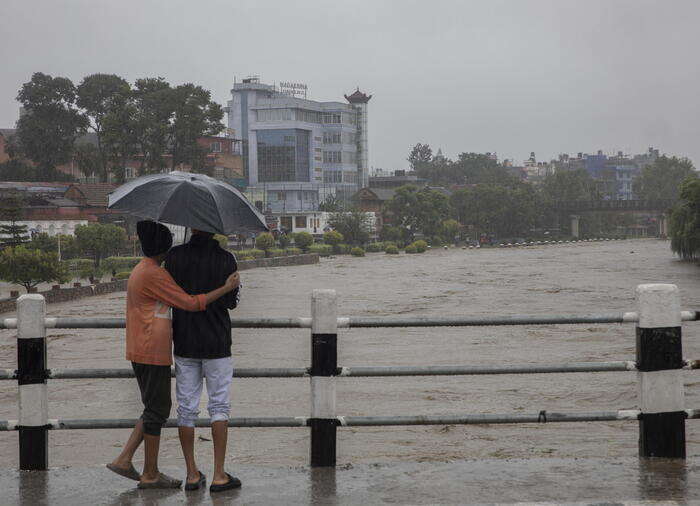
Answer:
[{"xmin": 0, "ymin": 239, "xmax": 699, "ymax": 470}]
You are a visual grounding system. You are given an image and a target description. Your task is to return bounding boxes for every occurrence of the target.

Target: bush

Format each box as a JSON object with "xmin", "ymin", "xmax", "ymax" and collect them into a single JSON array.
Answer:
[
  {"xmin": 323, "ymin": 230, "xmax": 344, "ymax": 246},
  {"xmin": 336, "ymin": 243, "xmax": 351, "ymax": 254},
  {"xmin": 365, "ymin": 242, "xmax": 384, "ymax": 252},
  {"xmin": 102, "ymin": 256, "xmax": 141, "ymax": 273},
  {"xmin": 237, "ymin": 249, "xmax": 265, "ymax": 259},
  {"xmin": 240, "ymin": 255, "xmax": 255, "ymax": 261},
  {"xmin": 293, "ymin": 232, "xmax": 314, "ymax": 252},
  {"xmin": 284, "ymin": 247, "xmax": 303, "ymax": 256},
  {"xmin": 309, "ymin": 244, "xmax": 333, "ymax": 257},
  {"xmin": 278, "ymin": 233, "xmax": 291, "ymax": 249},
  {"xmin": 115, "ymin": 271, "xmax": 131, "ymax": 280},
  {"xmin": 350, "ymin": 247, "xmax": 365, "ymax": 257},
  {"xmin": 213, "ymin": 234, "xmax": 228, "ymax": 249},
  {"xmin": 385, "ymin": 244, "xmax": 399, "ymax": 255},
  {"xmin": 413, "ymin": 240, "xmax": 428, "ymax": 253},
  {"xmin": 267, "ymin": 248, "xmax": 286, "ymax": 257},
  {"xmin": 405, "ymin": 244, "xmax": 418, "ymax": 254},
  {"xmin": 255, "ymin": 232, "xmax": 275, "ymax": 252}
]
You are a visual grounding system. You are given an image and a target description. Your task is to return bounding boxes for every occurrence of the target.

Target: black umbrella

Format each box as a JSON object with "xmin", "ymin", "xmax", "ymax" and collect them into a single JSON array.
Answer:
[{"xmin": 107, "ymin": 171, "xmax": 268, "ymax": 235}]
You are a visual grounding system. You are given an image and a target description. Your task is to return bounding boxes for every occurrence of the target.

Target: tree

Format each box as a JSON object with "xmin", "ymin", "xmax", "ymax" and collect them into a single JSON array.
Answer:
[
  {"xmin": 0, "ymin": 194, "xmax": 28, "ymax": 247},
  {"xmin": 328, "ymin": 210, "xmax": 371, "ymax": 245},
  {"xmin": 323, "ymin": 230, "xmax": 344, "ymax": 247},
  {"xmin": 319, "ymin": 194, "xmax": 345, "ymax": 212},
  {"xmin": 0, "ymin": 246, "xmax": 66, "ymax": 292},
  {"xmin": 15, "ymin": 72, "xmax": 88, "ymax": 179},
  {"xmin": 633, "ymin": 156, "xmax": 697, "ymax": 202},
  {"xmin": 541, "ymin": 168, "xmax": 598, "ymax": 203},
  {"xmin": 292, "ymin": 232, "xmax": 314, "ymax": 252},
  {"xmin": 407, "ymin": 143, "xmax": 433, "ymax": 172},
  {"xmin": 133, "ymin": 77, "xmax": 174, "ymax": 174},
  {"xmin": 76, "ymin": 74, "xmax": 132, "ymax": 182},
  {"xmin": 74, "ymin": 223, "xmax": 127, "ymax": 267},
  {"xmin": 0, "ymin": 159, "xmax": 37, "ymax": 182},
  {"xmin": 170, "ymin": 83, "xmax": 224, "ymax": 173},
  {"xmin": 102, "ymin": 97, "xmax": 139, "ymax": 182},
  {"xmin": 385, "ymin": 185, "xmax": 450, "ymax": 241},
  {"xmin": 73, "ymin": 142, "xmax": 101, "ymax": 180},
  {"xmin": 669, "ymin": 177, "xmax": 700, "ymax": 260},
  {"xmin": 439, "ymin": 219, "xmax": 460, "ymax": 243}
]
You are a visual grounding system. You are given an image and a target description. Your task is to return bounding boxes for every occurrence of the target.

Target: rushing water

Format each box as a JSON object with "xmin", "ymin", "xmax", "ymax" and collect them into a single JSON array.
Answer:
[{"xmin": 0, "ymin": 239, "xmax": 699, "ymax": 469}]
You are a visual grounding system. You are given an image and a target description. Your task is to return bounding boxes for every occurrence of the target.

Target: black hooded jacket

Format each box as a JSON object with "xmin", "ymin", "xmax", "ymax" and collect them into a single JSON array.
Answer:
[{"xmin": 165, "ymin": 234, "xmax": 238, "ymax": 358}]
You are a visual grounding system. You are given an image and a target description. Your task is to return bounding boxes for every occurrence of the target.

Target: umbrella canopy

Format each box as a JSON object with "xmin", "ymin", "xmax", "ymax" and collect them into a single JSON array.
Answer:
[{"xmin": 108, "ymin": 171, "xmax": 268, "ymax": 235}]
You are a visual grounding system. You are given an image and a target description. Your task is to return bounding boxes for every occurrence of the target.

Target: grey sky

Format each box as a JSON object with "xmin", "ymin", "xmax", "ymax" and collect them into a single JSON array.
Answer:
[{"xmin": 1, "ymin": 0, "xmax": 698, "ymax": 170}]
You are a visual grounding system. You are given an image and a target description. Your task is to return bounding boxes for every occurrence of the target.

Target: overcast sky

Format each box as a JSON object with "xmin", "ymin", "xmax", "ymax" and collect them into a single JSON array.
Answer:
[{"xmin": 1, "ymin": 0, "xmax": 698, "ymax": 170}]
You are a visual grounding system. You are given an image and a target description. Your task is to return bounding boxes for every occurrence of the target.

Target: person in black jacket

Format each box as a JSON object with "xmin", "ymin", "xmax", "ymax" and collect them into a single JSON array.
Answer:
[{"xmin": 165, "ymin": 230, "xmax": 242, "ymax": 492}]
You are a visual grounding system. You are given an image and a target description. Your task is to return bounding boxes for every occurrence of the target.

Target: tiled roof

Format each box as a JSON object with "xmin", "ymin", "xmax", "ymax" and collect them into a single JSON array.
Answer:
[
  {"xmin": 354, "ymin": 188, "xmax": 396, "ymax": 201},
  {"xmin": 69, "ymin": 183, "xmax": 117, "ymax": 207}
]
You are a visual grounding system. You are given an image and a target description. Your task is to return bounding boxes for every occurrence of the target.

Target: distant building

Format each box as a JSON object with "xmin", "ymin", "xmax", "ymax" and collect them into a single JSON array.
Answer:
[{"xmin": 226, "ymin": 76, "xmax": 371, "ymax": 213}]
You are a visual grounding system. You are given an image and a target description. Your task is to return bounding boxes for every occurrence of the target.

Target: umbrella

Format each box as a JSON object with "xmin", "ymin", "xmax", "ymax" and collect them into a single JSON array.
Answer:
[{"xmin": 107, "ymin": 171, "xmax": 268, "ymax": 235}]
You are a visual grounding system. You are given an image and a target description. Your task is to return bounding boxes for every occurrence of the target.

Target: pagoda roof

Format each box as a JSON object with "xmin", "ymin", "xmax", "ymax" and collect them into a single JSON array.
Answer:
[{"xmin": 344, "ymin": 88, "xmax": 372, "ymax": 104}]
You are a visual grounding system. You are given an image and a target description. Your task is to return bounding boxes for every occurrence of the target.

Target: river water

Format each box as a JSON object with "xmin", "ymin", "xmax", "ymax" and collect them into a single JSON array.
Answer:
[{"xmin": 0, "ymin": 239, "xmax": 699, "ymax": 470}]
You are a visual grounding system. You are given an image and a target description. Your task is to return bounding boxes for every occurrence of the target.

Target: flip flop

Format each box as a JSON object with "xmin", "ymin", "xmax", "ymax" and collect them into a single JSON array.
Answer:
[
  {"xmin": 209, "ymin": 473, "xmax": 241, "ymax": 493},
  {"xmin": 106, "ymin": 463, "xmax": 140, "ymax": 481},
  {"xmin": 185, "ymin": 472, "xmax": 207, "ymax": 491},
  {"xmin": 137, "ymin": 472, "xmax": 183, "ymax": 489}
]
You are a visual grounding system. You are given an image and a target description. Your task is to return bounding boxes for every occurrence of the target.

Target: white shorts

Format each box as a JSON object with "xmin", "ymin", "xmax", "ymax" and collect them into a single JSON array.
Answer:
[{"xmin": 174, "ymin": 356, "xmax": 234, "ymax": 427}]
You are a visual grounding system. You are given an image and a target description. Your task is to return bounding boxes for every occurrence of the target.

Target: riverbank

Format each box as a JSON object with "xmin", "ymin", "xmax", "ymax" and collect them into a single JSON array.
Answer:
[{"xmin": 0, "ymin": 253, "xmax": 319, "ymax": 314}]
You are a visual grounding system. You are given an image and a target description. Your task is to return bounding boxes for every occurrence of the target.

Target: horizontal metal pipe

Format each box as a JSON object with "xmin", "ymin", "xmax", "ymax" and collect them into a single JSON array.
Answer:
[
  {"xmin": 0, "ymin": 318, "xmax": 17, "ymax": 329},
  {"xmin": 44, "ymin": 317, "xmax": 312, "ymax": 329},
  {"xmin": 47, "ymin": 367, "xmax": 309, "ymax": 379},
  {"xmin": 340, "ymin": 362, "xmax": 636, "ymax": 376},
  {"xmin": 51, "ymin": 417, "xmax": 306, "ymax": 430},
  {"xmin": 341, "ymin": 411, "xmax": 634, "ymax": 426},
  {"xmin": 0, "ymin": 369, "xmax": 16, "ymax": 380},
  {"xmin": 345, "ymin": 314, "xmax": 636, "ymax": 327},
  {"xmin": 682, "ymin": 311, "xmax": 699, "ymax": 322}
]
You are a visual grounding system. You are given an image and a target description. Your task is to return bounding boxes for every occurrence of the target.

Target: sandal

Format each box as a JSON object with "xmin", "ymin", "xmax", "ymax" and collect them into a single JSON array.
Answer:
[
  {"xmin": 185, "ymin": 471, "xmax": 207, "ymax": 491},
  {"xmin": 106, "ymin": 463, "xmax": 140, "ymax": 481},
  {"xmin": 137, "ymin": 472, "xmax": 183, "ymax": 489},
  {"xmin": 209, "ymin": 473, "xmax": 241, "ymax": 493}
]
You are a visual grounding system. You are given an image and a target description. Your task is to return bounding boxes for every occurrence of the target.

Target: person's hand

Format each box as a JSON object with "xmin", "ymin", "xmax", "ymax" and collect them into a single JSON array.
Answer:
[{"xmin": 225, "ymin": 272, "xmax": 240, "ymax": 290}]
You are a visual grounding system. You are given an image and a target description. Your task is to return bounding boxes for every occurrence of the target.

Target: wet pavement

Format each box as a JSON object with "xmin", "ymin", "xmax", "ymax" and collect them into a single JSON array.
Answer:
[
  {"xmin": 1, "ymin": 239, "xmax": 700, "ymax": 502},
  {"xmin": 2, "ymin": 457, "xmax": 700, "ymax": 505}
]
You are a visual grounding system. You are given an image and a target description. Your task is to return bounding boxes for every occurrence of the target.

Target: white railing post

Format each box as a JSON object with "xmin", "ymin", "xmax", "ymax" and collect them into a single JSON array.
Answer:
[
  {"xmin": 309, "ymin": 289, "xmax": 338, "ymax": 467},
  {"xmin": 17, "ymin": 294, "xmax": 49, "ymax": 470},
  {"xmin": 636, "ymin": 284, "xmax": 685, "ymax": 458}
]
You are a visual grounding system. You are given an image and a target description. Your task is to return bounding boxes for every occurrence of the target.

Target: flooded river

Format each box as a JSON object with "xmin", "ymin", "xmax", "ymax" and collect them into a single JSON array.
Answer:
[{"xmin": 1, "ymin": 239, "xmax": 699, "ymax": 469}]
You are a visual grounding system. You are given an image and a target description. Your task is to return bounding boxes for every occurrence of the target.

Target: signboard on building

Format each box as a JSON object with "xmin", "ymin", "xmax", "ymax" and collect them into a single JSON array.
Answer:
[{"xmin": 279, "ymin": 82, "xmax": 308, "ymax": 99}]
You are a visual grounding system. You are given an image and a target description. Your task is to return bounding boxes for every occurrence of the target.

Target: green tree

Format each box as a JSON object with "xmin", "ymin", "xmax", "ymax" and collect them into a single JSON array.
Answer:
[
  {"xmin": 76, "ymin": 74, "xmax": 132, "ymax": 181},
  {"xmin": 26, "ymin": 233, "xmax": 57, "ymax": 253},
  {"xmin": 407, "ymin": 143, "xmax": 433, "ymax": 172},
  {"xmin": 633, "ymin": 156, "xmax": 697, "ymax": 202},
  {"xmin": 292, "ymin": 232, "xmax": 314, "ymax": 252},
  {"xmin": 0, "ymin": 246, "xmax": 66, "ymax": 292},
  {"xmin": 255, "ymin": 232, "xmax": 275, "ymax": 253},
  {"xmin": 385, "ymin": 185, "xmax": 450, "ymax": 241},
  {"xmin": 319, "ymin": 194, "xmax": 345, "ymax": 212},
  {"xmin": 102, "ymin": 97, "xmax": 139, "ymax": 182},
  {"xmin": 73, "ymin": 142, "xmax": 100, "ymax": 180},
  {"xmin": 328, "ymin": 210, "xmax": 371, "ymax": 245},
  {"xmin": 439, "ymin": 219, "xmax": 460, "ymax": 243},
  {"xmin": 0, "ymin": 159, "xmax": 37, "ymax": 182},
  {"xmin": 74, "ymin": 223, "xmax": 127, "ymax": 267},
  {"xmin": 15, "ymin": 72, "xmax": 88, "ymax": 179},
  {"xmin": 541, "ymin": 168, "xmax": 598, "ymax": 203},
  {"xmin": 669, "ymin": 177, "xmax": 700, "ymax": 260},
  {"xmin": 0, "ymin": 194, "xmax": 28, "ymax": 247},
  {"xmin": 133, "ymin": 77, "xmax": 174, "ymax": 174},
  {"xmin": 170, "ymin": 83, "xmax": 224, "ymax": 173}
]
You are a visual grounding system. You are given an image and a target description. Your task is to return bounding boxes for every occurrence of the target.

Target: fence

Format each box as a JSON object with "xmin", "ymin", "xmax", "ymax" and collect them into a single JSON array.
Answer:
[{"xmin": 0, "ymin": 285, "xmax": 698, "ymax": 470}]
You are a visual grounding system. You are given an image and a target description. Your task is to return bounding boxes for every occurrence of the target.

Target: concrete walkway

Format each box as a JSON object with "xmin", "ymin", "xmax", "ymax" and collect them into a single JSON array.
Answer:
[{"xmin": 2, "ymin": 457, "xmax": 699, "ymax": 505}]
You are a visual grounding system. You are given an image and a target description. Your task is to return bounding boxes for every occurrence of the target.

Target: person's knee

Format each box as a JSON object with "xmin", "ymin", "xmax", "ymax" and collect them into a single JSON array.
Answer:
[
  {"xmin": 177, "ymin": 401, "xmax": 199, "ymax": 427},
  {"xmin": 207, "ymin": 400, "xmax": 231, "ymax": 423}
]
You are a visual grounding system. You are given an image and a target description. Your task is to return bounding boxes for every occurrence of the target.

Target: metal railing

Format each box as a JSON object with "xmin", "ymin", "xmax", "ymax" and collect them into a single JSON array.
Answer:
[{"xmin": 0, "ymin": 284, "xmax": 698, "ymax": 469}]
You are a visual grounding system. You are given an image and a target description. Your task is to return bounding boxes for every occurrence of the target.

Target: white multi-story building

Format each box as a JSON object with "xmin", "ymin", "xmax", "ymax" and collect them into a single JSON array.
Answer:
[{"xmin": 226, "ymin": 77, "xmax": 371, "ymax": 213}]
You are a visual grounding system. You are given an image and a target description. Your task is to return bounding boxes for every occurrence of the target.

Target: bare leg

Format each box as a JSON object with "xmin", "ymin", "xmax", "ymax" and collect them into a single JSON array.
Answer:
[
  {"xmin": 140, "ymin": 433, "xmax": 161, "ymax": 482},
  {"xmin": 178, "ymin": 426, "xmax": 201, "ymax": 483},
  {"xmin": 211, "ymin": 421, "xmax": 228, "ymax": 485},
  {"xmin": 110, "ymin": 419, "xmax": 144, "ymax": 469}
]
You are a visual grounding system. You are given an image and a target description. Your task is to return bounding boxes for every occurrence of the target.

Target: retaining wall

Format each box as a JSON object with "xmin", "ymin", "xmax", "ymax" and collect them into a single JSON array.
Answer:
[{"xmin": 0, "ymin": 254, "xmax": 320, "ymax": 314}]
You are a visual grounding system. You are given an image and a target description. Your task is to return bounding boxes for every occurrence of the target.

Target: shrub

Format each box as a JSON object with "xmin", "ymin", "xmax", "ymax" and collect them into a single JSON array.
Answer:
[
  {"xmin": 309, "ymin": 244, "xmax": 333, "ymax": 257},
  {"xmin": 255, "ymin": 232, "xmax": 275, "ymax": 252},
  {"xmin": 115, "ymin": 271, "xmax": 131, "ymax": 280},
  {"xmin": 284, "ymin": 247, "xmax": 303, "ymax": 256},
  {"xmin": 385, "ymin": 244, "xmax": 399, "ymax": 255},
  {"xmin": 213, "ymin": 234, "xmax": 228, "ymax": 249},
  {"xmin": 350, "ymin": 247, "xmax": 365, "ymax": 257},
  {"xmin": 267, "ymin": 248, "xmax": 286, "ymax": 257},
  {"xmin": 278, "ymin": 234, "xmax": 291, "ymax": 249},
  {"xmin": 240, "ymin": 255, "xmax": 255, "ymax": 261},
  {"xmin": 413, "ymin": 240, "xmax": 428, "ymax": 253},
  {"xmin": 405, "ymin": 244, "xmax": 418, "ymax": 254},
  {"xmin": 237, "ymin": 249, "xmax": 265, "ymax": 259},
  {"xmin": 336, "ymin": 243, "xmax": 351, "ymax": 254},
  {"xmin": 323, "ymin": 230, "xmax": 344, "ymax": 246},
  {"xmin": 102, "ymin": 256, "xmax": 141, "ymax": 273},
  {"xmin": 293, "ymin": 232, "xmax": 314, "ymax": 252},
  {"xmin": 365, "ymin": 242, "xmax": 384, "ymax": 252}
]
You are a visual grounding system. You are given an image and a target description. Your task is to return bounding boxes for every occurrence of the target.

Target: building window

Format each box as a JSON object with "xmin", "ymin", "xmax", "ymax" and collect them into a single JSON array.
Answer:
[
  {"xmin": 125, "ymin": 167, "xmax": 136, "ymax": 179},
  {"xmin": 257, "ymin": 129, "xmax": 311, "ymax": 183},
  {"xmin": 323, "ymin": 151, "xmax": 341, "ymax": 163},
  {"xmin": 323, "ymin": 170, "xmax": 343, "ymax": 183},
  {"xmin": 322, "ymin": 113, "xmax": 341, "ymax": 124},
  {"xmin": 342, "ymin": 151, "xmax": 356, "ymax": 164},
  {"xmin": 323, "ymin": 132, "xmax": 342, "ymax": 144},
  {"xmin": 295, "ymin": 109, "xmax": 322, "ymax": 123},
  {"xmin": 295, "ymin": 216, "xmax": 307, "ymax": 228},
  {"xmin": 210, "ymin": 141, "xmax": 222, "ymax": 153},
  {"xmin": 256, "ymin": 108, "xmax": 294, "ymax": 122},
  {"xmin": 280, "ymin": 216, "xmax": 293, "ymax": 231}
]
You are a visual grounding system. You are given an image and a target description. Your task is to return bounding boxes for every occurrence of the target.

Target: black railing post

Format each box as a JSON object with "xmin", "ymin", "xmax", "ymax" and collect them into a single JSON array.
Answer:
[
  {"xmin": 636, "ymin": 284, "xmax": 686, "ymax": 458},
  {"xmin": 309, "ymin": 289, "xmax": 338, "ymax": 467},
  {"xmin": 17, "ymin": 294, "xmax": 49, "ymax": 470}
]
